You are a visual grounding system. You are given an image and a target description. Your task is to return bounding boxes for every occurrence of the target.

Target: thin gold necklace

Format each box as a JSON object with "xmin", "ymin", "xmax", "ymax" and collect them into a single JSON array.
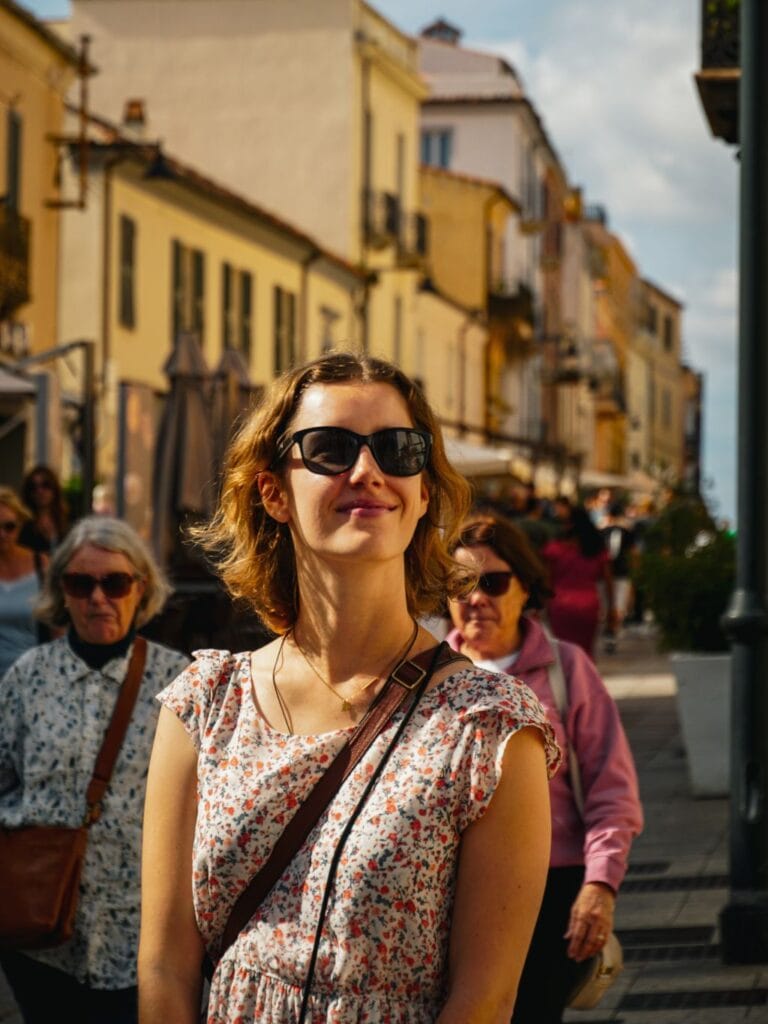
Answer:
[{"xmin": 288, "ymin": 619, "xmax": 419, "ymax": 714}]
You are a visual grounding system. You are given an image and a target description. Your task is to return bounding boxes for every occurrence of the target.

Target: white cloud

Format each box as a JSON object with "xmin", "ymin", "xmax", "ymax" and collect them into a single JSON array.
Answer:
[{"xmin": 473, "ymin": 1, "xmax": 737, "ymax": 229}]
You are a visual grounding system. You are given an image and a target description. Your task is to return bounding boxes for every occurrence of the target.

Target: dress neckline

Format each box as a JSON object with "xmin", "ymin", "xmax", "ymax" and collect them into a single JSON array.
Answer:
[{"xmin": 244, "ymin": 650, "xmax": 475, "ymax": 739}]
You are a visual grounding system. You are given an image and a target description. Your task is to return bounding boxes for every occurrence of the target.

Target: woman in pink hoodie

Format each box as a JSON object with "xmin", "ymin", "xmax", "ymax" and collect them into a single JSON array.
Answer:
[{"xmin": 447, "ymin": 512, "xmax": 643, "ymax": 1024}]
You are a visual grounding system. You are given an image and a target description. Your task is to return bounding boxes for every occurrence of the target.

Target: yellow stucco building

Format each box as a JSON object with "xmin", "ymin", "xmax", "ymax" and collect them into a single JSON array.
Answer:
[{"xmin": 57, "ymin": 116, "xmax": 367, "ymax": 494}]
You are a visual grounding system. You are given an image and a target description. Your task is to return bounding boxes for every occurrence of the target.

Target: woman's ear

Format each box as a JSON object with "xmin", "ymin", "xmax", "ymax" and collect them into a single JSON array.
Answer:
[{"xmin": 258, "ymin": 471, "xmax": 290, "ymax": 523}]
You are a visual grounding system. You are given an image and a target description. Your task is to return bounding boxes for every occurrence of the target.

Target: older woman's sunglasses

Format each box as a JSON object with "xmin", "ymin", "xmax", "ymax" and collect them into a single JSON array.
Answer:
[
  {"xmin": 467, "ymin": 571, "xmax": 515, "ymax": 598},
  {"xmin": 273, "ymin": 426, "xmax": 432, "ymax": 477},
  {"xmin": 62, "ymin": 572, "xmax": 140, "ymax": 599}
]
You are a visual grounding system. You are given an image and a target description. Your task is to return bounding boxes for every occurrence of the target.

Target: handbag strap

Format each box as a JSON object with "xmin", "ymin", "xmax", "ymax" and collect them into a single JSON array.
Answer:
[
  {"xmin": 83, "ymin": 635, "xmax": 148, "ymax": 825},
  {"xmin": 217, "ymin": 641, "xmax": 467, "ymax": 960},
  {"xmin": 545, "ymin": 633, "xmax": 585, "ymax": 817}
]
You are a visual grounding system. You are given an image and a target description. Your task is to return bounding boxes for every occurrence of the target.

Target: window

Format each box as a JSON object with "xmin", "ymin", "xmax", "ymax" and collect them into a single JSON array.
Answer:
[
  {"xmin": 118, "ymin": 215, "xmax": 136, "ymax": 328},
  {"xmin": 663, "ymin": 315, "xmax": 674, "ymax": 352},
  {"xmin": 170, "ymin": 240, "xmax": 206, "ymax": 343},
  {"xmin": 273, "ymin": 285, "xmax": 297, "ymax": 373},
  {"xmin": 222, "ymin": 264, "xmax": 253, "ymax": 360},
  {"xmin": 393, "ymin": 295, "xmax": 403, "ymax": 365},
  {"xmin": 222, "ymin": 262, "xmax": 234, "ymax": 348},
  {"xmin": 6, "ymin": 109, "xmax": 22, "ymax": 211},
  {"xmin": 421, "ymin": 128, "xmax": 452, "ymax": 169},
  {"xmin": 647, "ymin": 303, "xmax": 658, "ymax": 336},
  {"xmin": 240, "ymin": 271, "xmax": 253, "ymax": 360},
  {"xmin": 662, "ymin": 388, "xmax": 672, "ymax": 429},
  {"xmin": 320, "ymin": 306, "xmax": 340, "ymax": 353}
]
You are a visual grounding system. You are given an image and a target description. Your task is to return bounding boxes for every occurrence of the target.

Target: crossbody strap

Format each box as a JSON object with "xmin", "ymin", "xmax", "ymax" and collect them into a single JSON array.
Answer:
[
  {"xmin": 545, "ymin": 634, "xmax": 585, "ymax": 817},
  {"xmin": 217, "ymin": 641, "xmax": 467, "ymax": 962},
  {"xmin": 83, "ymin": 635, "xmax": 148, "ymax": 825}
]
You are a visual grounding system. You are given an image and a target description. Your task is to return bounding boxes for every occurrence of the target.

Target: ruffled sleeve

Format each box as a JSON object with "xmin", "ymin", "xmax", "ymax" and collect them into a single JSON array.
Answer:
[
  {"xmin": 446, "ymin": 669, "xmax": 560, "ymax": 834},
  {"xmin": 156, "ymin": 648, "xmax": 236, "ymax": 752}
]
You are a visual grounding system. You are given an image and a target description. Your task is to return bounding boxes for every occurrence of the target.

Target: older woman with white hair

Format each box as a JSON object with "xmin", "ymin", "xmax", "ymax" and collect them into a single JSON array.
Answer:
[{"xmin": 0, "ymin": 516, "xmax": 189, "ymax": 1024}]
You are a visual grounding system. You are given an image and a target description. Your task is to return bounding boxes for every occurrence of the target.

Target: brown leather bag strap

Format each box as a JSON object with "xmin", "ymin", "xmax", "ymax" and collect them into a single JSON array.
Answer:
[
  {"xmin": 83, "ymin": 635, "xmax": 148, "ymax": 825},
  {"xmin": 217, "ymin": 641, "xmax": 468, "ymax": 960}
]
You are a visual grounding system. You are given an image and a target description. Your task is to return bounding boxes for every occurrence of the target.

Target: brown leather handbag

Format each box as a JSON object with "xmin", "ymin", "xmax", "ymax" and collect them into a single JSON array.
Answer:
[{"xmin": 0, "ymin": 636, "xmax": 148, "ymax": 950}]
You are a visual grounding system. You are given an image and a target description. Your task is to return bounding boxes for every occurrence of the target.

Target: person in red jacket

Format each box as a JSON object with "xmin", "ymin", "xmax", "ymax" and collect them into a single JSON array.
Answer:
[{"xmin": 447, "ymin": 512, "xmax": 643, "ymax": 1024}]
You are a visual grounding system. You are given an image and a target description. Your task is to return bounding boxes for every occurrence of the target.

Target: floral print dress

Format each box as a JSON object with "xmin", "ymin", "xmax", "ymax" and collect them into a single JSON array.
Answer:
[
  {"xmin": 159, "ymin": 650, "xmax": 559, "ymax": 1023},
  {"xmin": 0, "ymin": 636, "xmax": 190, "ymax": 987}
]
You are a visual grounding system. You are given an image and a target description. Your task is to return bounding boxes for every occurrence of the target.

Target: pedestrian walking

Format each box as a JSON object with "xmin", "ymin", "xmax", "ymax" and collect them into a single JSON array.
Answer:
[
  {"xmin": 0, "ymin": 488, "xmax": 47, "ymax": 678},
  {"xmin": 600, "ymin": 501, "xmax": 637, "ymax": 649},
  {"xmin": 19, "ymin": 465, "xmax": 69, "ymax": 555},
  {"xmin": 447, "ymin": 512, "xmax": 643, "ymax": 1024},
  {"xmin": 542, "ymin": 498, "xmax": 615, "ymax": 658},
  {"xmin": 138, "ymin": 350, "xmax": 558, "ymax": 1024},
  {"xmin": 0, "ymin": 516, "xmax": 189, "ymax": 1024}
]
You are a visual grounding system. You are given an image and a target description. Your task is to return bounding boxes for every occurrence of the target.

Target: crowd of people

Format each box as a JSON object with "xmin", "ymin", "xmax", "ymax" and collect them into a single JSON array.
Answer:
[{"xmin": 0, "ymin": 357, "xmax": 647, "ymax": 1024}]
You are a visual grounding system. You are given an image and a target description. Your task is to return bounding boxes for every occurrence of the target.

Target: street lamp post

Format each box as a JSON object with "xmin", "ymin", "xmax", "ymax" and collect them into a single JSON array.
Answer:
[{"xmin": 719, "ymin": 0, "xmax": 768, "ymax": 964}]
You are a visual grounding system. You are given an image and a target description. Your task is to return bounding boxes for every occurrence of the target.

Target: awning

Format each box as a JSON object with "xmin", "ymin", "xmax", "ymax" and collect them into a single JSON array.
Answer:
[
  {"xmin": 0, "ymin": 366, "xmax": 36, "ymax": 396},
  {"xmin": 444, "ymin": 437, "xmax": 515, "ymax": 476},
  {"xmin": 580, "ymin": 467, "xmax": 660, "ymax": 496}
]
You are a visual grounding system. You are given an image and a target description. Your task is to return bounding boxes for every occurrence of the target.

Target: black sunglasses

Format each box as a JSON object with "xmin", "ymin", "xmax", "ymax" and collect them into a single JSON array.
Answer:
[
  {"xmin": 62, "ymin": 572, "xmax": 141, "ymax": 600},
  {"xmin": 273, "ymin": 426, "xmax": 432, "ymax": 477},
  {"xmin": 464, "ymin": 571, "xmax": 515, "ymax": 598},
  {"xmin": 0, "ymin": 520, "xmax": 18, "ymax": 533}
]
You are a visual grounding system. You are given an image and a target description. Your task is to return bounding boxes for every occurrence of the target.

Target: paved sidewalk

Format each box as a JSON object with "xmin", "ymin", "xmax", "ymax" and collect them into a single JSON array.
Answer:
[
  {"xmin": 2, "ymin": 627, "xmax": 767, "ymax": 1022},
  {"xmin": 563, "ymin": 626, "xmax": 768, "ymax": 1024}
]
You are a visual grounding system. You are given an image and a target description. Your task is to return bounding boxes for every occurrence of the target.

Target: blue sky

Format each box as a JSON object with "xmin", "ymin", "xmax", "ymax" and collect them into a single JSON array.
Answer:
[{"xmin": 28, "ymin": 0, "xmax": 739, "ymax": 522}]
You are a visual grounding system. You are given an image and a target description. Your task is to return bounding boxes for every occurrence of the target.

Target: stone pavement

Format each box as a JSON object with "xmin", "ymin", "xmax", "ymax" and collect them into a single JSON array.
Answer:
[
  {"xmin": 2, "ymin": 626, "xmax": 767, "ymax": 1022},
  {"xmin": 563, "ymin": 626, "xmax": 768, "ymax": 1024}
]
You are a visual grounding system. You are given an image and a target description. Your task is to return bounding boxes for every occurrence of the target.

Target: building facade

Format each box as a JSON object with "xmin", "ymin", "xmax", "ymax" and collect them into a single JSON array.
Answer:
[{"xmin": 60, "ymin": 0, "xmax": 427, "ymax": 368}]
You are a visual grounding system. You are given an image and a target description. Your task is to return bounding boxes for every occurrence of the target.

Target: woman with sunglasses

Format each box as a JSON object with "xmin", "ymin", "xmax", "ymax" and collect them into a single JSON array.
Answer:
[
  {"xmin": 0, "ymin": 516, "xmax": 189, "ymax": 1024},
  {"xmin": 19, "ymin": 465, "xmax": 70, "ymax": 555},
  {"xmin": 139, "ymin": 351, "xmax": 558, "ymax": 1024},
  {"xmin": 0, "ymin": 487, "xmax": 48, "ymax": 678},
  {"xmin": 446, "ymin": 512, "xmax": 642, "ymax": 1024}
]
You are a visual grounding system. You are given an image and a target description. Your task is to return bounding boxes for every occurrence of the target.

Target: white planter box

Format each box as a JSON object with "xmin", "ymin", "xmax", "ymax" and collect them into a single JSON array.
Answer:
[{"xmin": 670, "ymin": 652, "xmax": 731, "ymax": 798}]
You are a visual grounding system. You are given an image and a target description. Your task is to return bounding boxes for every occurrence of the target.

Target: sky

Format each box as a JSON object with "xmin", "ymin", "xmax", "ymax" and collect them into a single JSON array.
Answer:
[{"xmin": 28, "ymin": 0, "xmax": 739, "ymax": 523}]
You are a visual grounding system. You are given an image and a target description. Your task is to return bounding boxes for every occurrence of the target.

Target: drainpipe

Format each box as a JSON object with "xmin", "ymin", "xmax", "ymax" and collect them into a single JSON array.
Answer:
[{"xmin": 720, "ymin": 0, "xmax": 768, "ymax": 964}]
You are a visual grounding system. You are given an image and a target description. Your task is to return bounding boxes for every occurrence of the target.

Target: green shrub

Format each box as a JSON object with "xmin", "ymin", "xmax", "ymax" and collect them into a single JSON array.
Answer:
[{"xmin": 636, "ymin": 531, "xmax": 735, "ymax": 652}]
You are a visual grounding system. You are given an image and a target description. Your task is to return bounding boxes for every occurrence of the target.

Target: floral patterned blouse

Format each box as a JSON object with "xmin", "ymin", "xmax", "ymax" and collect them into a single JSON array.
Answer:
[
  {"xmin": 159, "ymin": 649, "xmax": 559, "ymax": 1023},
  {"xmin": 0, "ymin": 636, "xmax": 190, "ymax": 987}
]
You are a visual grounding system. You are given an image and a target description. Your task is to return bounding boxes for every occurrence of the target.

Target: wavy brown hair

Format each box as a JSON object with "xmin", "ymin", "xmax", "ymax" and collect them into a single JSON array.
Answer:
[
  {"xmin": 452, "ymin": 512, "xmax": 554, "ymax": 611},
  {"xmin": 192, "ymin": 351, "xmax": 473, "ymax": 632}
]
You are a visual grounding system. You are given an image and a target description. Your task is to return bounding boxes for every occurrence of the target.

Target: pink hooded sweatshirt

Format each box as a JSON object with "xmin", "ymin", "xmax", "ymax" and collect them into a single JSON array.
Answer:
[{"xmin": 446, "ymin": 615, "xmax": 643, "ymax": 893}]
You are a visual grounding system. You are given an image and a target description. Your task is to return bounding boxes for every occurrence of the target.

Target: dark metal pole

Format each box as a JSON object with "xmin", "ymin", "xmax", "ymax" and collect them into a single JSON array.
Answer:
[
  {"xmin": 80, "ymin": 340, "xmax": 96, "ymax": 516},
  {"xmin": 720, "ymin": 0, "xmax": 768, "ymax": 963}
]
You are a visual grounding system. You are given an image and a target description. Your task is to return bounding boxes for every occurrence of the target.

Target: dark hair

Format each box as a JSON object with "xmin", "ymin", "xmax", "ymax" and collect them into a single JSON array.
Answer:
[
  {"xmin": 451, "ymin": 512, "xmax": 553, "ymax": 610},
  {"xmin": 191, "ymin": 350, "xmax": 473, "ymax": 632},
  {"xmin": 21, "ymin": 465, "xmax": 69, "ymax": 537},
  {"xmin": 567, "ymin": 504, "xmax": 606, "ymax": 558}
]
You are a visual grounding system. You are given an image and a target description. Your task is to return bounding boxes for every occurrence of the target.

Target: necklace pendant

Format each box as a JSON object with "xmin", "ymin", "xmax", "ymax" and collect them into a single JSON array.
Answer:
[{"xmin": 342, "ymin": 698, "xmax": 352, "ymax": 712}]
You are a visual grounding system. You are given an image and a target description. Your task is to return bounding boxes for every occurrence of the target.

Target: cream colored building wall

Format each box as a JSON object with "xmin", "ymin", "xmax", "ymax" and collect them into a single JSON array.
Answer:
[
  {"xmin": 0, "ymin": 8, "xmax": 75, "ymax": 352},
  {"xmin": 58, "ymin": 158, "xmax": 361, "ymax": 478},
  {"xmin": 420, "ymin": 102, "xmax": 535, "ymax": 292},
  {"xmin": 626, "ymin": 342, "xmax": 652, "ymax": 473},
  {"xmin": 419, "ymin": 171, "xmax": 496, "ymax": 310},
  {"xmin": 642, "ymin": 282, "xmax": 684, "ymax": 481},
  {"xmin": 414, "ymin": 291, "xmax": 486, "ymax": 439},
  {"xmin": 67, "ymin": 0, "xmax": 356, "ymax": 258}
]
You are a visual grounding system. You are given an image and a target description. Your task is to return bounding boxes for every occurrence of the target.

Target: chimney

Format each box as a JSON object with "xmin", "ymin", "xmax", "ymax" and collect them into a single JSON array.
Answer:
[{"xmin": 122, "ymin": 98, "xmax": 146, "ymax": 140}]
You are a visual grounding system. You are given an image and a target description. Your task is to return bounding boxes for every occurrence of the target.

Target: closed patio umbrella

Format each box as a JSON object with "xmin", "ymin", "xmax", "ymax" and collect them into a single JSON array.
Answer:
[
  {"xmin": 211, "ymin": 348, "xmax": 260, "ymax": 471},
  {"xmin": 152, "ymin": 332, "xmax": 215, "ymax": 568}
]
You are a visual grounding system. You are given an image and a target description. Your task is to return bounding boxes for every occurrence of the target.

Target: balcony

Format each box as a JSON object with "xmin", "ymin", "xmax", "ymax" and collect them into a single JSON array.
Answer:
[
  {"xmin": 364, "ymin": 189, "xmax": 401, "ymax": 250},
  {"xmin": 397, "ymin": 211, "xmax": 429, "ymax": 267},
  {"xmin": 0, "ymin": 206, "xmax": 31, "ymax": 321},
  {"xmin": 487, "ymin": 281, "xmax": 536, "ymax": 354},
  {"xmin": 695, "ymin": 0, "xmax": 740, "ymax": 144}
]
